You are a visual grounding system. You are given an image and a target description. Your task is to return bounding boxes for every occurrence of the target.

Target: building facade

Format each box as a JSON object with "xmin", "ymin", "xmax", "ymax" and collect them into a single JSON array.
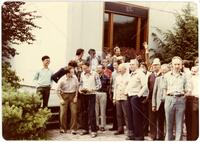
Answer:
[{"xmin": 11, "ymin": 1, "xmax": 198, "ymax": 106}]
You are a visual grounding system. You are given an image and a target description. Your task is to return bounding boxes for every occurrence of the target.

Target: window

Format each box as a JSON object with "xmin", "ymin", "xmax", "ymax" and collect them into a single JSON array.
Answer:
[{"xmin": 103, "ymin": 2, "xmax": 148, "ymax": 60}]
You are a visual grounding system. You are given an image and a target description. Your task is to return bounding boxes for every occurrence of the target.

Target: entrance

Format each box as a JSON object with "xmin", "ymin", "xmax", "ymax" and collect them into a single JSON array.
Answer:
[{"xmin": 103, "ymin": 2, "xmax": 149, "ymax": 61}]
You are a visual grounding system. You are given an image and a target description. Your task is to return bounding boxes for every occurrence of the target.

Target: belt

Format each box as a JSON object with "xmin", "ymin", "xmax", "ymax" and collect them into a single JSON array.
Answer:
[
  {"xmin": 38, "ymin": 85, "xmax": 50, "ymax": 88},
  {"xmin": 167, "ymin": 94, "xmax": 184, "ymax": 97},
  {"xmin": 62, "ymin": 92, "xmax": 76, "ymax": 94}
]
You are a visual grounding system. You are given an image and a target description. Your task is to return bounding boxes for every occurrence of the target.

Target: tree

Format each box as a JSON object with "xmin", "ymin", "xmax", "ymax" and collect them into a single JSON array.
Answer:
[
  {"xmin": 151, "ymin": 3, "xmax": 198, "ymax": 64},
  {"xmin": 2, "ymin": 1, "xmax": 41, "ymax": 88}
]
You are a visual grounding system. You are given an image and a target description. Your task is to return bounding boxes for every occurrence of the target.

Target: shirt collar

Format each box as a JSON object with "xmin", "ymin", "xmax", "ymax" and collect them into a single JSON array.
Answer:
[
  {"xmin": 66, "ymin": 75, "xmax": 73, "ymax": 80},
  {"xmin": 170, "ymin": 71, "xmax": 183, "ymax": 76},
  {"xmin": 84, "ymin": 71, "xmax": 92, "ymax": 75},
  {"xmin": 42, "ymin": 67, "xmax": 49, "ymax": 70},
  {"xmin": 154, "ymin": 71, "xmax": 161, "ymax": 77}
]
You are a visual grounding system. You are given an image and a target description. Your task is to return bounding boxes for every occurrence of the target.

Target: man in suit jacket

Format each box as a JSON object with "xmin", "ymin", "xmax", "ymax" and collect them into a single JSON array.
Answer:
[
  {"xmin": 152, "ymin": 64, "xmax": 170, "ymax": 140},
  {"xmin": 86, "ymin": 49, "xmax": 101, "ymax": 71},
  {"xmin": 147, "ymin": 58, "xmax": 161, "ymax": 140}
]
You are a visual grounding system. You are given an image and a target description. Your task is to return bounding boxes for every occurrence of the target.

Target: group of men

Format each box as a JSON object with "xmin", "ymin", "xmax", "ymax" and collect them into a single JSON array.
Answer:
[{"xmin": 34, "ymin": 46, "xmax": 199, "ymax": 140}]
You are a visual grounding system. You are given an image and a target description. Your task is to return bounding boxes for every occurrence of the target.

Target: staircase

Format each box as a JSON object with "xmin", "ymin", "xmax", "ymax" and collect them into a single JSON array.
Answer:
[{"xmin": 47, "ymin": 106, "xmax": 60, "ymax": 129}]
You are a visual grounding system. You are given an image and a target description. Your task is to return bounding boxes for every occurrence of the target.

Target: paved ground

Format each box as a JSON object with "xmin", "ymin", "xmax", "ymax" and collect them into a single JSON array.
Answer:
[
  {"xmin": 46, "ymin": 124, "xmax": 187, "ymax": 141},
  {"xmin": 46, "ymin": 126, "xmax": 183, "ymax": 141},
  {"xmin": 46, "ymin": 126, "xmax": 152, "ymax": 141}
]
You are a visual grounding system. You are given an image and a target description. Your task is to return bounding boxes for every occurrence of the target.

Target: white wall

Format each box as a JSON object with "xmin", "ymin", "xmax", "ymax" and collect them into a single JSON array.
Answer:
[
  {"xmin": 11, "ymin": 1, "xmax": 104, "ymax": 87},
  {"xmin": 12, "ymin": 2, "xmax": 68, "ymax": 86},
  {"xmin": 11, "ymin": 1, "xmax": 197, "ymax": 86},
  {"xmin": 66, "ymin": 1, "xmax": 104, "ymax": 61}
]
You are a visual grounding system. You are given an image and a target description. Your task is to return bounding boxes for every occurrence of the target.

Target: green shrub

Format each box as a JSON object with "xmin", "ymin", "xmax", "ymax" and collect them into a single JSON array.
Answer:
[{"xmin": 2, "ymin": 84, "xmax": 52, "ymax": 140}]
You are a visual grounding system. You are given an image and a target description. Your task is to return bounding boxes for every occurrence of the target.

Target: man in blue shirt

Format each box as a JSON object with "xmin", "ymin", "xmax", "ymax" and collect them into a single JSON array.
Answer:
[{"xmin": 34, "ymin": 55, "xmax": 53, "ymax": 108}]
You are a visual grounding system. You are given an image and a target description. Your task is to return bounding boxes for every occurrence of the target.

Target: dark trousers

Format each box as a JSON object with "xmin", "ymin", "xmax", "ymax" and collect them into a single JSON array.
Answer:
[
  {"xmin": 148, "ymin": 100, "xmax": 157, "ymax": 139},
  {"xmin": 77, "ymin": 93, "xmax": 84, "ymax": 129},
  {"xmin": 81, "ymin": 94, "xmax": 97, "ymax": 132},
  {"xmin": 128, "ymin": 96, "xmax": 144, "ymax": 140},
  {"xmin": 148, "ymin": 100, "xmax": 165, "ymax": 140},
  {"xmin": 185, "ymin": 96, "xmax": 199, "ymax": 140},
  {"xmin": 141, "ymin": 96, "xmax": 149, "ymax": 136},
  {"xmin": 36, "ymin": 86, "xmax": 50, "ymax": 108}
]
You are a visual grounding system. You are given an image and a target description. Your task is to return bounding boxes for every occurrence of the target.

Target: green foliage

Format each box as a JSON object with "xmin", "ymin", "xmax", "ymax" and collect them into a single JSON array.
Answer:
[
  {"xmin": 2, "ymin": 62, "xmax": 21, "ymax": 89},
  {"xmin": 2, "ymin": 83, "xmax": 52, "ymax": 140},
  {"xmin": 151, "ymin": 3, "xmax": 198, "ymax": 63},
  {"xmin": 2, "ymin": 1, "xmax": 41, "ymax": 87},
  {"xmin": 2, "ymin": 1, "xmax": 41, "ymax": 59}
]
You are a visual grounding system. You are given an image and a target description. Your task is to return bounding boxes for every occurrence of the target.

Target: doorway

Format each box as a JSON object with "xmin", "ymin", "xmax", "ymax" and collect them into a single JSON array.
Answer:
[{"xmin": 103, "ymin": 2, "xmax": 149, "ymax": 61}]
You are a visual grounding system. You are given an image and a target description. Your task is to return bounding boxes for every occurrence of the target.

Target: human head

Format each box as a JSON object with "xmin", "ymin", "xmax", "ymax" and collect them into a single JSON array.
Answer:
[
  {"xmin": 68, "ymin": 60, "xmax": 78, "ymax": 68},
  {"xmin": 96, "ymin": 65, "xmax": 104, "ymax": 74},
  {"xmin": 191, "ymin": 66, "xmax": 199, "ymax": 75},
  {"xmin": 160, "ymin": 64, "xmax": 170, "ymax": 75},
  {"xmin": 118, "ymin": 63, "xmax": 127, "ymax": 75},
  {"xmin": 101, "ymin": 59, "xmax": 109, "ymax": 68},
  {"xmin": 41, "ymin": 55, "xmax": 50, "ymax": 67},
  {"xmin": 171, "ymin": 56, "xmax": 182, "ymax": 72},
  {"xmin": 152, "ymin": 58, "xmax": 161, "ymax": 73},
  {"xmin": 113, "ymin": 61, "xmax": 119, "ymax": 71},
  {"xmin": 182, "ymin": 60, "xmax": 190, "ymax": 69},
  {"xmin": 140, "ymin": 62, "xmax": 148, "ymax": 74},
  {"xmin": 65, "ymin": 66, "xmax": 74, "ymax": 78},
  {"xmin": 106, "ymin": 53, "xmax": 112, "ymax": 64},
  {"xmin": 195, "ymin": 57, "xmax": 199, "ymax": 66},
  {"xmin": 129, "ymin": 59, "xmax": 139, "ymax": 72},
  {"xmin": 114, "ymin": 46, "xmax": 121, "ymax": 56},
  {"xmin": 76, "ymin": 48, "xmax": 84, "ymax": 58},
  {"xmin": 81, "ymin": 61, "xmax": 91, "ymax": 73},
  {"xmin": 88, "ymin": 49, "xmax": 96, "ymax": 58}
]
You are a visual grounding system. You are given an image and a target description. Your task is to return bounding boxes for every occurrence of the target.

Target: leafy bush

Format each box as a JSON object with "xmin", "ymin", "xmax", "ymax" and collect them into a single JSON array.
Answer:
[
  {"xmin": 2, "ymin": 83, "xmax": 52, "ymax": 140},
  {"xmin": 151, "ymin": 4, "xmax": 198, "ymax": 63}
]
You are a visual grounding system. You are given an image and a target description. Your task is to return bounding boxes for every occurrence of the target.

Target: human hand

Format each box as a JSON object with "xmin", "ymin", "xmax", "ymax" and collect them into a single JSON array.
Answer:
[
  {"xmin": 73, "ymin": 97, "xmax": 77, "ymax": 103},
  {"xmin": 152, "ymin": 106, "xmax": 156, "ymax": 112},
  {"xmin": 143, "ymin": 42, "xmax": 148, "ymax": 49},
  {"xmin": 60, "ymin": 99, "xmax": 65, "ymax": 105}
]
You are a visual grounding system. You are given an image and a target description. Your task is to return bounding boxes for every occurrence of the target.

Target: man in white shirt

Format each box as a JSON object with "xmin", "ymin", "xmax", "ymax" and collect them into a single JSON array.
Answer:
[
  {"xmin": 113, "ymin": 63, "xmax": 129, "ymax": 135},
  {"xmin": 185, "ymin": 66, "xmax": 199, "ymax": 140},
  {"xmin": 79, "ymin": 62, "xmax": 101, "ymax": 138},
  {"xmin": 125, "ymin": 59, "xmax": 146, "ymax": 140}
]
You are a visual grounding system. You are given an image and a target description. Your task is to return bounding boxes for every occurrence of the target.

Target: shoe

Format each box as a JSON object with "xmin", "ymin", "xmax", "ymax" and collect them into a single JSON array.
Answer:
[
  {"xmin": 114, "ymin": 131, "xmax": 124, "ymax": 135},
  {"xmin": 79, "ymin": 130, "xmax": 89, "ymax": 135},
  {"xmin": 126, "ymin": 136, "xmax": 135, "ymax": 140},
  {"xmin": 91, "ymin": 132, "xmax": 97, "ymax": 138},
  {"xmin": 109, "ymin": 128, "xmax": 117, "ymax": 131},
  {"xmin": 157, "ymin": 137, "xmax": 164, "ymax": 140},
  {"xmin": 71, "ymin": 130, "xmax": 77, "ymax": 135},
  {"xmin": 100, "ymin": 127, "xmax": 105, "ymax": 131},
  {"xmin": 60, "ymin": 129, "xmax": 66, "ymax": 133}
]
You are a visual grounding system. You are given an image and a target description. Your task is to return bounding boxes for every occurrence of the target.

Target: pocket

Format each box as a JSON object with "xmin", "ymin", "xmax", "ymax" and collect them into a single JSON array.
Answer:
[{"xmin": 164, "ymin": 96, "xmax": 172, "ymax": 109}]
